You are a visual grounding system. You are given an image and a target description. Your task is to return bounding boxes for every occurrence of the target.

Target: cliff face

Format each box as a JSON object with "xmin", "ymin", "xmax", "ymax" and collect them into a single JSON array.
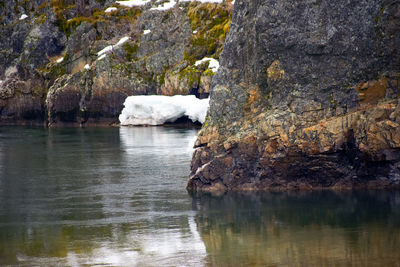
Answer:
[
  {"xmin": 0, "ymin": 0, "xmax": 232, "ymax": 125},
  {"xmin": 188, "ymin": 0, "xmax": 400, "ymax": 191}
]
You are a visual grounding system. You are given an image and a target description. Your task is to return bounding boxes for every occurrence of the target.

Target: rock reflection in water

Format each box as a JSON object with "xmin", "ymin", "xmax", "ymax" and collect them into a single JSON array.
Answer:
[
  {"xmin": 191, "ymin": 191, "xmax": 400, "ymax": 266},
  {"xmin": 1, "ymin": 127, "xmax": 399, "ymax": 266},
  {"xmin": 0, "ymin": 126, "xmax": 205, "ymax": 266}
]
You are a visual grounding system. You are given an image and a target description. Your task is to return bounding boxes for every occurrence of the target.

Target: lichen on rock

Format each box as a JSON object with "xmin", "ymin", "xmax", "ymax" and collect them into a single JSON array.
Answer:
[
  {"xmin": 187, "ymin": 0, "xmax": 400, "ymax": 192},
  {"xmin": 0, "ymin": 0, "xmax": 232, "ymax": 125}
]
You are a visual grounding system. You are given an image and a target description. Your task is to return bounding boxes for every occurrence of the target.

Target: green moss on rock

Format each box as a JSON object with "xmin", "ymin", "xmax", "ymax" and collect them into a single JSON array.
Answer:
[
  {"xmin": 123, "ymin": 42, "xmax": 138, "ymax": 61},
  {"xmin": 185, "ymin": 1, "xmax": 232, "ymax": 63}
]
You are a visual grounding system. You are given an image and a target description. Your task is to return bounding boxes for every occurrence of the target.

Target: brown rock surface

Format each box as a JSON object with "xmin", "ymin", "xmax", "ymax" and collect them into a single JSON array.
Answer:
[{"xmin": 188, "ymin": 0, "xmax": 400, "ymax": 192}]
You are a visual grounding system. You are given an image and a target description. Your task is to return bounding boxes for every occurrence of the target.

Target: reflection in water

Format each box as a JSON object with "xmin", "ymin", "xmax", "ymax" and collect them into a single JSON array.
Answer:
[
  {"xmin": 0, "ymin": 127, "xmax": 399, "ymax": 266},
  {"xmin": 0, "ymin": 126, "xmax": 205, "ymax": 266},
  {"xmin": 191, "ymin": 191, "xmax": 400, "ymax": 266}
]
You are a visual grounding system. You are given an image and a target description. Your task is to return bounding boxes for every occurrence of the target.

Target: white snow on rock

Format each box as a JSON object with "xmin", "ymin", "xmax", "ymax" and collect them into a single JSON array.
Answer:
[
  {"xmin": 150, "ymin": 0, "xmax": 176, "ymax": 11},
  {"xmin": 116, "ymin": 36, "xmax": 130, "ymax": 46},
  {"xmin": 116, "ymin": 0, "xmax": 150, "ymax": 7},
  {"xmin": 56, "ymin": 57, "xmax": 64, "ymax": 63},
  {"xmin": 180, "ymin": 0, "xmax": 223, "ymax": 3},
  {"xmin": 105, "ymin": 7, "xmax": 118, "ymax": 13},
  {"xmin": 119, "ymin": 95, "xmax": 209, "ymax": 126},
  {"xmin": 97, "ymin": 36, "xmax": 130, "ymax": 58},
  {"xmin": 116, "ymin": 0, "xmax": 221, "ymax": 10},
  {"xmin": 84, "ymin": 64, "xmax": 91, "ymax": 70},
  {"xmin": 98, "ymin": 45, "xmax": 113, "ymax": 56},
  {"xmin": 98, "ymin": 54, "xmax": 107, "ymax": 61},
  {"xmin": 19, "ymin": 14, "xmax": 28, "ymax": 20},
  {"xmin": 143, "ymin": 29, "xmax": 151, "ymax": 35},
  {"xmin": 195, "ymin": 57, "xmax": 219, "ymax": 72}
]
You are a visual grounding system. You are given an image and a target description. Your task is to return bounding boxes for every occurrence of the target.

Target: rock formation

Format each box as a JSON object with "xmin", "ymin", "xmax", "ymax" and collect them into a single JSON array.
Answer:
[
  {"xmin": 0, "ymin": 0, "xmax": 232, "ymax": 125},
  {"xmin": 188, "ymin": 0, "xmax": 400, "ymax": 191}
]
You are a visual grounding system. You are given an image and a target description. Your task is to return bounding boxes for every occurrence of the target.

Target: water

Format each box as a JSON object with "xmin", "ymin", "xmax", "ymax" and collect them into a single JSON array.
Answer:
[{"xmin": 0, "ymin": 126, "xmax": 399, "ymax": 266}]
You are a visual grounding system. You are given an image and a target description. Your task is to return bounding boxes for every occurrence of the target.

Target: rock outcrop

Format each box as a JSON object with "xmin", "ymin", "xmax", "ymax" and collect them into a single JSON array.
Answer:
[
  {"xmin": 0, "ymin": 0, "xmax": 232, "ymax": 125},
  {"xmin": 188, "ymin": 0, "xmax": 400, "ymax": 191}
]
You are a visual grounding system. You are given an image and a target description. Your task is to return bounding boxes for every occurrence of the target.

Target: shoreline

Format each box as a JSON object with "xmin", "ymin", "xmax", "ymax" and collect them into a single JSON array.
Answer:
[
  {"xmin": 187, "ymin": 183, "xmax": 400, "ymax": 196},
  {"xmin": 0, "ymin": 120, "xmax": 202, "ymax": 129}
]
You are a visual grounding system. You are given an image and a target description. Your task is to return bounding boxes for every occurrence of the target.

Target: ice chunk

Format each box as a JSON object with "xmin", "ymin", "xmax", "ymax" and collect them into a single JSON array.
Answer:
[
  {"xmin": 19, "ymin": 14, "xmax": 28, "ymax": 20},
  {"xmin": 119, "ymin": 95, "xmax": 209, "ymax": 126},
  {"xmin": 105, "ymin": 7, "xmax": 117, "ymax": 13},
  {"xmin": 116, "ymin": 0, "xmax": 150, "ymax": 7},
  {"xmin": 195, "ymin": 57, "xmax": 219, "ymax": 73}
]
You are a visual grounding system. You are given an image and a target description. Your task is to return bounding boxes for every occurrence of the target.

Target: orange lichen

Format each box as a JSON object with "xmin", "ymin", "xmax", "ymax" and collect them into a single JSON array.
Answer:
[
  {"xmin": 356, "ymin": 77, "xmax": 387, "ymax": 104},
  {"xmin": 267, "ymin": 60, "xmax": 285, "ymax": 81}
]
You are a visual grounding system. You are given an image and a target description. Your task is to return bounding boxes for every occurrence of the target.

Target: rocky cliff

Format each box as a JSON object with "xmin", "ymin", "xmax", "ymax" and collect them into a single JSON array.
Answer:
[
  {"xmin": 0, "ymin": 0, "xmax": 232, "ymax": 125},
  {"xmin": 188, "ymin": 0, "xmax": 400, "ymax": 191}
]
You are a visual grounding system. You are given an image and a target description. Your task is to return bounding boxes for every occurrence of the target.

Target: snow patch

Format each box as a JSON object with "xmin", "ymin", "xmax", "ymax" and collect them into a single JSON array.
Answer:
[
  {"xmin": 97, "ymin": 45, "xmax": 113, "ymax": 56},
  {"xmin": 98, "ymin": 54, "xmax": 107, "ymax": 61},
  {"xmin": 84, "ymin": 64, "xmax": 91, "ymax": 70},
  {"xmin": 143, "ymin": 29, "xmax": 151, "ymax": 35},
  {"xmin": 180, "ymin": 0, "xmax": 223, "ymax": 3},
  {"xmin": 195, "ymin": 57, "xmax": 219, "ymax": 72},
  {"xmin": 97, "ymin": 36, "xmax": 130, "ymax": 58},
  {"xmin": 19, "ymin": 14, "xmax": 28, "ymax": 20},
  {"xmin": 105, "ymin": 7, "xmax": 117, "ymax": 13},
  {"xmin": 116, "ymin": 36, "xmax": 130, "ymax": 46},
  {"xmin": 116, "ymin": 0, "xmax": 150, "ymax": 7},
  {"xmin": 119, "ymin": 95, "xmax": 209, "ymax": 126},
  {"xmin": 193, "ymin": 161, "xmax": 211, "ymax": 177},
  {"xmin": 150, "ymin": 0, "xmax": 176, "ymax": 11},
  {"xmin": 56, "ymin": 57, "xmax": 64, "ymax": 63}
]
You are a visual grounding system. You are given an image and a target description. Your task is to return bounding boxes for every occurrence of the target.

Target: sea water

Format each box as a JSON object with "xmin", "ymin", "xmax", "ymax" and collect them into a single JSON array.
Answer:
[{"xmin": 0, "ymin": 126, "xmax": 399, "ymax": 266}]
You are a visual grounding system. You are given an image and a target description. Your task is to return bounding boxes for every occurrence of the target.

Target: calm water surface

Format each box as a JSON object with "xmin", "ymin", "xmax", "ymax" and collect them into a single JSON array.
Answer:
[{"xmin": 0, "ymin": 126, "xmax": 399, "ymax": 266}]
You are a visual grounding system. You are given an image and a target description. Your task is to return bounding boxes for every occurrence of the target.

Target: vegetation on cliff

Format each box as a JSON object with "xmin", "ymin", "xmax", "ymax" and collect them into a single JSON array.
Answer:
[{"xmin": 0, "ymin": 0, "xmax": 233, "ymax": 125}]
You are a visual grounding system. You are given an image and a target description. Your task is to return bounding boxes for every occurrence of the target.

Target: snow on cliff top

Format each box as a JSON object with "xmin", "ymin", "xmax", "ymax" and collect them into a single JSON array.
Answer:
[
  {"xmin": 105, "ymin": 7, "xmax": 118, "ymax": 12},
  {"xmin": 150, "ymin": 0, "xmax": 176, "ymax": 11},
  {"xmin": 119, "ymin": 95, "xmax": 209, "ymax": 126},
  {"xmin": 181, "ymin": 0, "xmax": 222, "ymax": 3},
  {"xmin": 116, "ymin": 0, "xmax": 150, "ymax": 7},
  {"xmin": 115, "ymin": 0, "xmax": 223, "ymax": 11}
]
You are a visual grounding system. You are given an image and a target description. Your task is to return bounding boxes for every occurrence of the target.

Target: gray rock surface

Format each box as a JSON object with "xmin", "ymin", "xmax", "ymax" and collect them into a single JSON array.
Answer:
[
  {"xmin": 188, "ymin": 0, "xmax": 400, "ymax": 192},
  {"xmin": 0, "ymin": 0, "xmax": 230, "ymax": 125}
]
